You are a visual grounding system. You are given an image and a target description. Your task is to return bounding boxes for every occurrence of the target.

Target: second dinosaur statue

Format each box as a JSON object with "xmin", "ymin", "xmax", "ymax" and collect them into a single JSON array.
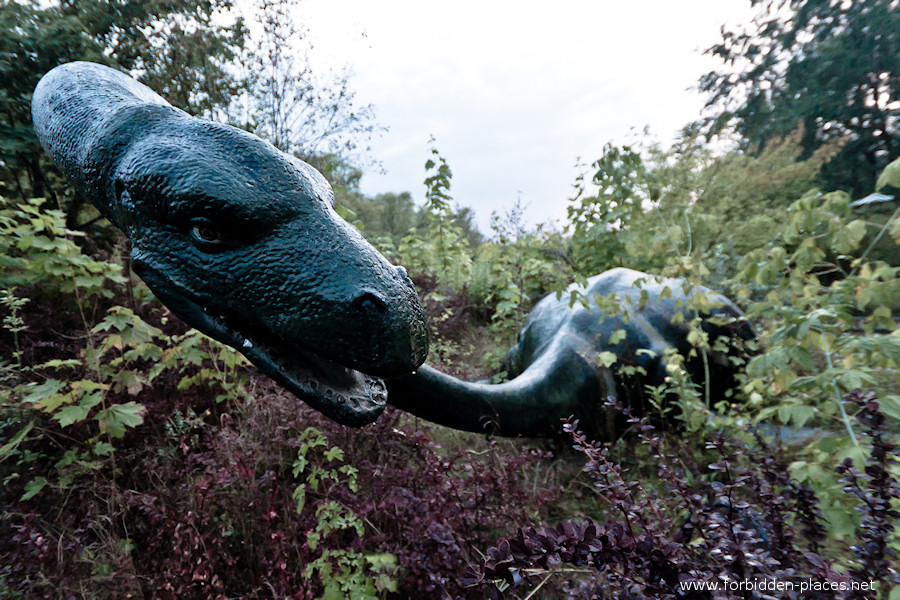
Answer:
[{"xmin": 388, "ymin": 268, "xmax": 754, "ymax": 439}]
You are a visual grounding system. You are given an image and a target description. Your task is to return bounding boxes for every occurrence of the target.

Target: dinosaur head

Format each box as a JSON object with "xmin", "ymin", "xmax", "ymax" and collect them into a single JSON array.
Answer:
[{"xmin": 32, "ymin": 62, "xmax": 429, "ymax": 426}]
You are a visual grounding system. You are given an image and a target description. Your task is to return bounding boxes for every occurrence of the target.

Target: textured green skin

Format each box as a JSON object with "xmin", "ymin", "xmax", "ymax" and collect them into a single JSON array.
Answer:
[
  {"xmin": 32, "ymin": 62, "xmax": 429, "ymax": 426},
  {"xmin": 32, "ymin": 62, "xmax": 752, "ymax": 438},
  {"xmin": 387, "ymin": 268, "xmax": 754, "ymax": 439}
]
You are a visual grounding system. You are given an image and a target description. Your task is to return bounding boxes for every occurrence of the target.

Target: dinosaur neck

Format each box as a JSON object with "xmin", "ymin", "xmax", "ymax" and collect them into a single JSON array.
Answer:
[{"xmin": 386, "ymin": 350, "xmax": 617, "ymax": 438}]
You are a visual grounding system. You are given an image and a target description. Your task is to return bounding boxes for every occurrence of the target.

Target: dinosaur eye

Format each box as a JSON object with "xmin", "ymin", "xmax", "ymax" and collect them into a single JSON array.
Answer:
[{"xmin": 189, "ymin": 218, "xmax": 226, "ymax": 249}]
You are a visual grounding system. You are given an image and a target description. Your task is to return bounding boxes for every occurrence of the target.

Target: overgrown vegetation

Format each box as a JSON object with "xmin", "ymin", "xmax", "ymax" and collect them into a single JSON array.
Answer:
[
  {"xmin": 3, "ymin": 142, "xmax": 898, "ymax": 598},
  {"xmin": 699, "ymin": 0, "xmax": 899, "ymax": 196},
  {"xmin": 2, "ymin": 0, "xmax": 900, "ymax": 597},
  {"xmin": 0, "ymin": 195, "xmax": 558, "ymax": 598},
  {"xmin": 465, "ymin": 393, "xmax": 898, "ymax": 599}
]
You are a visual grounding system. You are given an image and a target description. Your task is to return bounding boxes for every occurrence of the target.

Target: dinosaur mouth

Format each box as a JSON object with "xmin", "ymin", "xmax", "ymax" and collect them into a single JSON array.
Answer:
[
  {"xmin": 135, "ymin": 267, "xmax": 386, "ymax": 426},
  {"xmin": 203, "ymin": 311, "xmax": 388, "ymax": 427}
]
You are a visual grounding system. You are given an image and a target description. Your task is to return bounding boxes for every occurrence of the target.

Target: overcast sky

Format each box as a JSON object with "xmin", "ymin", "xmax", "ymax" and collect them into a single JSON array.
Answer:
[{"xmin": 300, "ymin": 0, "xmax": 755, "ymax": 233}]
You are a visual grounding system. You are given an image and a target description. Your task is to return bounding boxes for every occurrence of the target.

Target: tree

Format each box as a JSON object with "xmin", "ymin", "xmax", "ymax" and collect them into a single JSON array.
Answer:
[
  {"xmin": 3, "ymin": 0, "xmax": 381, "ymax": 229},
  {"xmin": 564, "ymin": 126, "xmax": 849, "ymax": 283},
  {"xmin": 0, "ymin": 0, "xmax": 105, "ymax": 203},
  {"xmin": 56, "ymin": 0, "xmax": 246, "ymax": 120},
  {"xmin": 700, "ymin": 0, "xmax": 900, "ymax": 196},
  {"xmin": 239, "ymin": 0, "xmax": 379, "ymax": 165},
  {"xmin": 566, "ymin": 142, "xmax": 662, "ymax": 275},
  {"xmin": 0, "ymin": 0, "xmax": 246, "ymax": 222}
]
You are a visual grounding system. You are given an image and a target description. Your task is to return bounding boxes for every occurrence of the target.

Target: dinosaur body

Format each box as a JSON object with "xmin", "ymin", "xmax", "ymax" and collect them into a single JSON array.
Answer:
[
  {"xmin": 32, "ymin": 62, "xmax": 429, "ymax": 426},
  {"xmin": 387, "ymin": 268, "xmax": 754, "ymax": 439},
  {"xmin": 33, "ymin": 63, "xmax": 752, "ymax": 439}
]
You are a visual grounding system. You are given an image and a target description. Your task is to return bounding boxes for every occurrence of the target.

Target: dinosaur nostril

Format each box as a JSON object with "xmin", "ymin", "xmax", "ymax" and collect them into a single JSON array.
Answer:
[{"xmin": 354, "ymin": 291, "xmax": 388, "ymax": 316}]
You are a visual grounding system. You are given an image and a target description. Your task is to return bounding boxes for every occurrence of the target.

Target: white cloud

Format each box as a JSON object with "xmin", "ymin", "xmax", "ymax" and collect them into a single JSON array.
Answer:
[{"xmin": 299, "ymin": 0, "xmax": 754, "ymax": 232}]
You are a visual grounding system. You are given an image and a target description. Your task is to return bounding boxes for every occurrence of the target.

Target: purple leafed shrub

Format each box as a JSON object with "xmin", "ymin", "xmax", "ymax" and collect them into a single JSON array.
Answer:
[
  {"xmin": 342, "ymin": 408, "xmax": 557, "ymax": 598},
  {"xmin": 464, "ymin": 396, "xmax": 900, "ymax": 600},
  {"xmin": 0, "ymin": 374, "xmax": 556, "ymax": 600}
]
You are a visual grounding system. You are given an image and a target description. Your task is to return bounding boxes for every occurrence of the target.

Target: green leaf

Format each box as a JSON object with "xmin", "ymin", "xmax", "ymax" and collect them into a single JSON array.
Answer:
[
  {"xmin": 838, "ymin": 369, "xmax": 876, "ymax": 391},
  {"xmin": 306, "ymin": 529, "xmax": 320, "ymax": 551},
  {"xmin": 21, "ymin": 379, "xmax": 65, "ymax": 404},
  {"xmin": 21, "ymin": 476, "xmax": 47, "ymax": 501},
  {"xmin": 832, "ymin": 219, "xmax": 867, "ymax": 254},
  {"xmin": 40, "ymin": 358, "xmax": 81, "ymax": 369},
  {"xmin": 878, "ymin": 395, "xmax": 900, "ymax": 422},
  {"xmin": 92, "ymin": 441, "xmax": 115, "ymax": 457},
  {"xmin": 609, "ymin": 329, "xmax": 627, "ymax": 345},
  {"xmin": 597, "ymin": 351, "xmax": 617, "ymax": 368},
  {"xmin": 0, "ymin": 422, "xmax": 34, "ymax": 462},
  {"xmin": 365, "ymin": 552, "xmax": 397, "ymax": 571},
  {"xmin": 37, "ymin": 392, "xmax": 73, "ymax": 413},
  {"xmin": 71, "ymin": 380, "xmax": 109, "ymax": 394},
  {"xmin": 687, "ymin": 329, "xmax": 708, "ymax": 348},
  {"xmin": 875, "ymin": 156, "xmax": 900, "ymax": 191},
  {"xmin": 124, "ymin": 342, "xmax": 164, "ymax": 363},
  {"xmin": 294, "ymin": 485, "xmax": 307, "ymax": 513},
  {"xmin": 54, "ymin": 404, "xmax": 92, "ymax": 427},
  {"xmin": 79, "ymin": 391, "xmax": 103, "ymax": 411},
  {"xmin": 890, "ymin": 217, "xmax": 900, "ymax": 246},
  {"xmin": 494, "ymin": 300, "xmax": 518, "ymax": 316},
  {"xmin": 324, "ymin": 446, "xmax": 345, "ymax": 463},
  {"xmin": 92, "ymin": 309, "xmax": 133, "ymax": 332},
  {"xmin": 95, "ymin": 402, "xmax": 146, "ymax": 438},
  {"xmin": 54, "ymin": 449, "xmax": 79, "ymax": 470},
  {"xmin": 889, "ymin": 582, "xmax": 900, "ymax": 600},
  {"xmin": 754, "ymin": 405, "xmax": 780, "ymax": 424},
  {"xmin": 114, "ymin": 370, "xmax": 146, "ymax": 396},
  {"xmin": 781, "ymin": 404, "xmax": 816, "ymax": 428}
]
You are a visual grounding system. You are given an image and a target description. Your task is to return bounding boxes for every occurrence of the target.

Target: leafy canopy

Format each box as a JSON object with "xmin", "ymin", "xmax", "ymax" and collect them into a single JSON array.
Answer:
[{"xmin": 700, "ymin": 0, "xmax": 900, "ymax": 196}]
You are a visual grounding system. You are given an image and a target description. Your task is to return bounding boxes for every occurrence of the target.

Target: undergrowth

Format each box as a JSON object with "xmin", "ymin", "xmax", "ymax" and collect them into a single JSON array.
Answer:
[
  {"xmin": 464, "ymin": 393, "xmax": 899, "ymax": 599},
  {"xmin": 2, "ymin": 148, "xmax": 900, "ymax": 599},
  {"xmin": 0, "ymin": 195, "xmax": 558, "ymax": 598}
]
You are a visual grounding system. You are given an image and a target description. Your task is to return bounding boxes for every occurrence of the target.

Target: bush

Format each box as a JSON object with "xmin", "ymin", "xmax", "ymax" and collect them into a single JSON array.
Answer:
[
  {"xmin": 0, "ymin": 195, "xmax": 557, "ymax": 598},
  {"xmin": 465, "ymin": 393, "xmax": 899, "ymax": 599}
]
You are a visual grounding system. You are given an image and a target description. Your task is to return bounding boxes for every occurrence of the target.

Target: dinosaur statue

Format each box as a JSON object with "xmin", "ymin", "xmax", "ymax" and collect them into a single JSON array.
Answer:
[
  {"xmin": 386, "ymin": 268, "xmax": 755, "ymax": 440},
  {"xmin": 33, "ymin": 62, "xmax": 753, "ymax": 440},
  {"xmin": 32, "ymin": 61, "xmax": 429, "ymax": 427}
]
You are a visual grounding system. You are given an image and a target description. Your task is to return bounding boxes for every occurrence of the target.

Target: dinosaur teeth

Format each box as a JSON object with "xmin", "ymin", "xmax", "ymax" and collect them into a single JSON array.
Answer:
[
  {"xmin": 366, "ymin": 377, "xmax": 386, "ymax": 395},
  {"xmin": 235, "ymin": 325, "xmax": 385, "ymax": 423}
]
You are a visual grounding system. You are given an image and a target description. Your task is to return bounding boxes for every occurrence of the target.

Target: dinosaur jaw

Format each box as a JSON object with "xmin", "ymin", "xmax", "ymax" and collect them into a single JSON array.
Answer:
[
  {"xmin": 235, "ymin": 327, "xmax": 388, "ymax": 427},
  {"xmin": 135, "ymin": 266, "xmax": 386, "ymax": 426}
]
